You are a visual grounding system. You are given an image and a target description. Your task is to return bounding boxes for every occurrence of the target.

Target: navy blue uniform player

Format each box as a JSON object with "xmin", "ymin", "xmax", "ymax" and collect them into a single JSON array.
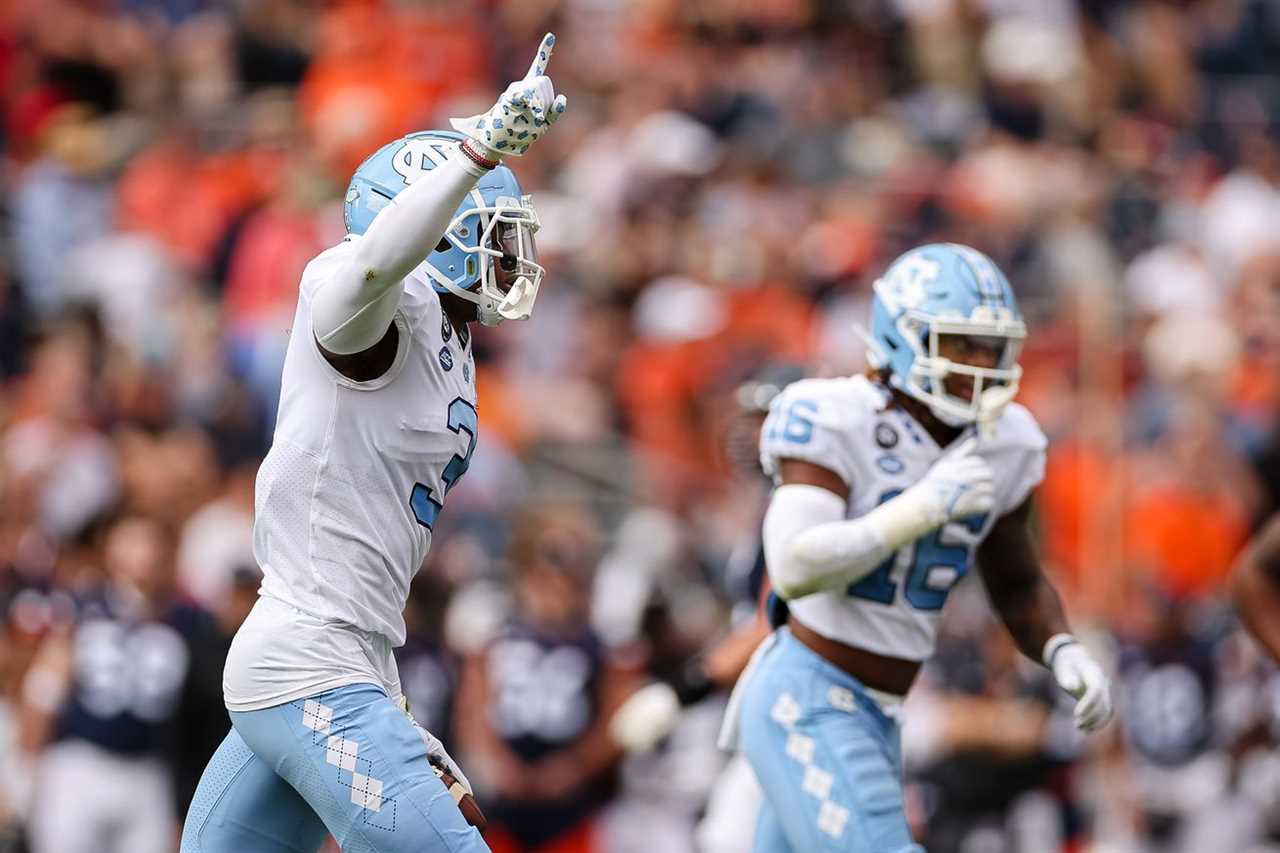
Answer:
[{"xmin": 26, "ymin": 516, "xmax": 219, "ymax": 853}]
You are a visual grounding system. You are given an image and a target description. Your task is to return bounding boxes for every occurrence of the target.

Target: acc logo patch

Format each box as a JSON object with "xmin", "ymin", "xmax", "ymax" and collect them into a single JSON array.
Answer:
[
  {"xmin": 461, "ymin": 360, "xmax": 470, "ymax": 382},
  {"xmin": 440, "ymin": 314, "xmax": 452, "ymax": 343},
  {"xmin": 874, "ymin": 423, "xmax": 898, "ymax": 449},
  {"xmin": 876, "ymin": 454, "xmax": 905, "ymax": 474},
  {"xmin": 438, "ymin": 347, "xmax": 454, "ymax": 372}
]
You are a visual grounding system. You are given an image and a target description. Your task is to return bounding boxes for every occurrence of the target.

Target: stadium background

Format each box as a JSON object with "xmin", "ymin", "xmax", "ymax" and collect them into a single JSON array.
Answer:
[{"xmin": 1, "ymin": 0, "xmax": 1279, "ymax": 851}]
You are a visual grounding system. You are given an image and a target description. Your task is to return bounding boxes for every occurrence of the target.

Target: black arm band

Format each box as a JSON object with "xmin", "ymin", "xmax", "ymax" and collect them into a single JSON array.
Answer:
[{"xmin": 669, "ymin": 659, "xmax": 715, "ymax": 707}]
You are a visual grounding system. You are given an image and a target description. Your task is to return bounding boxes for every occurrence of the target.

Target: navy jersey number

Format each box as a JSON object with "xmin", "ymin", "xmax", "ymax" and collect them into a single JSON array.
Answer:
[
  {"xmin": 848, "ymin": 490, "xmax": 987, "ymax": 611},
  {"xmin": 765, "ymin": 399, "xmax": 818, "ymax": 445},
  {"xmin": 409, "ymin": 397, "xmax": 478, "ymax": 530}
]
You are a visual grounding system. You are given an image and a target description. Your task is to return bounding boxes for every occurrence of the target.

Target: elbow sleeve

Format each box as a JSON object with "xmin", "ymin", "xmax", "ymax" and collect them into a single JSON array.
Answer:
[
  {"xmin": 763, "ymin": 481, "xmax": 947, "ymax": 600},
  {"xmin": 764, "ymin": 484, "xmax": 890, "ymax": 600},
  {"xmin": 313, "ymin": 275, "xmax": 403, "ymax": 356}
]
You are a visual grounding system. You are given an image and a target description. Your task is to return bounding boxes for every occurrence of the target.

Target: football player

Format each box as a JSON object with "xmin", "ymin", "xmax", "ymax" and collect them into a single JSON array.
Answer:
[
  {"xmin": 1231, "ymin": 512, "xmax": 1280, "ymax": 661},
  {"xmin": 724, "ymin": 244, "xmax": 1113, "ymax": 852},
  {"xmin": 181, "ymin": 34, "xmax": 567, "ymax": 853}
]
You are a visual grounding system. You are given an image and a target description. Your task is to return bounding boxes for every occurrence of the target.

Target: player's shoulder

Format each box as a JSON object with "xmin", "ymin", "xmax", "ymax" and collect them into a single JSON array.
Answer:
[
  {"xmin": 770, "ymin": 374, "xmax": 885, "ymax": 427},
  {"xmin": 983, "ymin": 401, "xmax": 1048, "ymax": 509},
  {"xmin": 989, "ymin": 400, "xmax": 1048, "ymax": 454},
  {"xmin": 761, "ymin": 374, "xmax": 884, "ymax": 485}
]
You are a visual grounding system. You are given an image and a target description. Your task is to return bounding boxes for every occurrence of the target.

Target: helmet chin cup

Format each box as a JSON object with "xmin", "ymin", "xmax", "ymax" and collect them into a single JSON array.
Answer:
[
  {"xmin": 496, "ymin": 276, "xmax": 536, "ymax": 321},
  {"xmin": 909, "ymin": 359, "xmax": 1022, "ymax": 430},
  {"xmin": 976, "ymin": 385, "xmax": 1016, "ymax": 438}
]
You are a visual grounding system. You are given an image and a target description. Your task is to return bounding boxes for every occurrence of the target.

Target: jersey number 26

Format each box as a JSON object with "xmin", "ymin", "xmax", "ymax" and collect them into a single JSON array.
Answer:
[{"xmin": 850, "ymin": 489, "xmax": 986, "ymax": 610}]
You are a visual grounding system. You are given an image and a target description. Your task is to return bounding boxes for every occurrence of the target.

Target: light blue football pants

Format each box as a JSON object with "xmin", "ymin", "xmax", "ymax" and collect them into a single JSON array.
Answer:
[
  {"xmin": 739, "ymin": 628, "xmax": 924, "ymax": 853},
  {"xmin": 181, "ymin": 683, "xmax": 487, "ymax": 853}
]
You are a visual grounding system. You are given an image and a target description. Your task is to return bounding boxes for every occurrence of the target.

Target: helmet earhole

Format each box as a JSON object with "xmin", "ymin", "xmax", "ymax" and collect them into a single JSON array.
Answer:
[{"xmin": 436, "ymin": 238, "xmax": 450, "ymax": 253}]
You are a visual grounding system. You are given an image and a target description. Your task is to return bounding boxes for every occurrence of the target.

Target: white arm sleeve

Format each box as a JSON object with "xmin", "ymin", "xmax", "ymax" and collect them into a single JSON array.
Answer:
[
  {"xmin": 312, "ymin": 150, "xmax": 488, "ymax": 355},
  {"xmin": 763, "ymin": 481, "xmax": 950, "ymax": 601}
]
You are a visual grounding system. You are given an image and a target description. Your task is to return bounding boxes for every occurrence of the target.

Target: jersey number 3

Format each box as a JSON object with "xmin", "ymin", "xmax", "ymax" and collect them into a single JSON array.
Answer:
[
  {"xmin": 409, "ymin": 397, "xmax": 478, "ymax": 530},
  {"xmin": 849, "ymin": 489, "xmax": 986, "ymax": 611}
]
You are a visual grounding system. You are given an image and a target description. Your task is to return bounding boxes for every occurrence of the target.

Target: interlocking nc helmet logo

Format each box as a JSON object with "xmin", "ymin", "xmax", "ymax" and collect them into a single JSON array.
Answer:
[
  {"xmin": 881, "ymin": 256, "xmax": 939, "ymax": 311},
  {"xmin": 390, "ymin": 139, "xmax": 453, "ymax": 185}
]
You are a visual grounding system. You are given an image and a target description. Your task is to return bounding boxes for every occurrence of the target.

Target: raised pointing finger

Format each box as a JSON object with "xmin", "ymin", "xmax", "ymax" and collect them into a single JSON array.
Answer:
[{"xmin": 525, "ymin": 32, "xmax": 556, "ymax": 80}]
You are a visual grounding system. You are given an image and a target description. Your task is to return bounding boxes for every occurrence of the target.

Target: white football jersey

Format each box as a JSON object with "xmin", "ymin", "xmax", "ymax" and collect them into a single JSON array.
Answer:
[
  {"xmin": 225, "ymin": 237, "xmax": 477, "ymax": 710},
  {"xmin": 760, "ymin": 374, "xmax": 1046, "ymax": 661}
]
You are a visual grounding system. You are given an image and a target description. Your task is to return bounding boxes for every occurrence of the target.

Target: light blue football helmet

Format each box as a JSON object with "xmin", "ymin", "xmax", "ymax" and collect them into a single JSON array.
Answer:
[
  {"xmin": 863, "ymin": 243, "xmax": 1027, "ymax": 427},
  {"xmin": 343, "ymin": 129, "xmax": 543, "ymax": 326}
]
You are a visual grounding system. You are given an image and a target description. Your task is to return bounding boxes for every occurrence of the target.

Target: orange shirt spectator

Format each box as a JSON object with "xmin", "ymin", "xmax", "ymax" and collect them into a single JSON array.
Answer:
[
  {"xmin": 1125, "ymin": 483, "xmax": 1249, "ymax": 600},
  {"xmin": 117, "ymin": 136, "xmax": 281, "ymax": 271},
  {"xmin": 299, "ymin": 4, "xmax": 488, "ymax": 178}
]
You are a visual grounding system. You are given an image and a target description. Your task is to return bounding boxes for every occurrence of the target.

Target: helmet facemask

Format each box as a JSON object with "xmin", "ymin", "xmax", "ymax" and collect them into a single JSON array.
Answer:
[
  {"xmin": 427, "ymin": 192, "xmax": 544, "ymax": 326},
  {"xmin": 861, "ymin": 243, "xmax": 1028, "ymax": 435},
  {"xmin": 900, "ymin": 309, "xmax": 1026, "ymax": 429}
]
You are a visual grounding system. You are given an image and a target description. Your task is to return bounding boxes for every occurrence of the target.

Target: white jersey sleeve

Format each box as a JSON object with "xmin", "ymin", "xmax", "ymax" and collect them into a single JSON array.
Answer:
[{"xmin": 760, "ymin": 377, "xmax": 872, "ymax": 489}]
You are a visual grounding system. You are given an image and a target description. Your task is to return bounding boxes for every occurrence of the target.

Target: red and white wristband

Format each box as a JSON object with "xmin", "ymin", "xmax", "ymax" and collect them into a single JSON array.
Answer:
[{"xmin": 458, "ymin": 139, "xmax": 499, "ymax": 172}]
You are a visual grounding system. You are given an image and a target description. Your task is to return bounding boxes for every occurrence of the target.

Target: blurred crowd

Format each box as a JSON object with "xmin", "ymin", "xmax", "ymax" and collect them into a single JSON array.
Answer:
[{"xmin": 1, "ymin": 0, "xmax": 1279, "ymax": 851}]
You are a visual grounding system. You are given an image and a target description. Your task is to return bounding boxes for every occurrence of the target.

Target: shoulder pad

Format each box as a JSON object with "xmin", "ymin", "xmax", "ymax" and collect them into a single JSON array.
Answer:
[{"xmin": 759, "ymin": 377, "xmax": 876, "ymax": 488}]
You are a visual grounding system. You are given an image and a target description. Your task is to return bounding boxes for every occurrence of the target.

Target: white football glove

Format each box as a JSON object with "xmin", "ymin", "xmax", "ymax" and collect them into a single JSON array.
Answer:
[
  {"xmin": 414, "ymin": 721, "xmax": 477, "ymax": 797},
  {"xmin": 910, "ymin": 437, "xmax": 996, "ymax": 527},
  {"xmin": 398, "ymin": 695, "xmax": 474, "ymax": 795},
  {"xmin": 1044, "ymin": 634, "xmax": 1113, "ymax": 732},
  {"xmin": 451, "ymin": 32, "xmax": 568, "ymax": 159},
  {"xmin": 610, "ymin": 682, "xmax": 682, "ymax": 753}
]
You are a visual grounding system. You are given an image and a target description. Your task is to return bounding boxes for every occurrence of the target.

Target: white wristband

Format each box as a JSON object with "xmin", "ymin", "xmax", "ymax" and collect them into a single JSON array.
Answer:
[{"xmin": 1042, "ymin": 633, "xmax": 1078, "ymax": 668}]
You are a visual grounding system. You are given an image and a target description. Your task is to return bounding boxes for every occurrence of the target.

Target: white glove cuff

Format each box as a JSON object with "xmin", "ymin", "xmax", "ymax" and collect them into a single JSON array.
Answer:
[
  {"xmin": 872, "ymin": 481, "xmax": 950, "ymax": 547},
  {"xmin": 1042, "ymin": 633, "xmax": 1078, "ymax": 668}
]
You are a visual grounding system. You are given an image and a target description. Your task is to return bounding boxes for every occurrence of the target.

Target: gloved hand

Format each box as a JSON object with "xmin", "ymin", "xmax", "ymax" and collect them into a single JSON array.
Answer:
[
  {"xmin": 1044, "ymin": 634, "xmax": 1113, "ymax": 732},
  {"xmin": 451, "ymin": 32, "xmax": 568, "ymax": 159},
  {"xmin": 416, "ymin": 724, "xmax": 487, "ymax": 830},
  {"xmin": 610, "ymin": 682, "xmax": 682, "ymax": 753},
  {"xmin": 908, "ymin": 437, "xmax": 995, "ymax": 527},
  {"xmin": 399, "ymin": 695, "xmax": 487, "ymax": 831}
]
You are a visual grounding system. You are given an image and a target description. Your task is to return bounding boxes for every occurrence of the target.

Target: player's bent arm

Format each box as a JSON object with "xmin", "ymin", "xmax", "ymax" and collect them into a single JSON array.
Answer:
[
  {"xmin": 975, "ymin": 497, "xmax": 1069, "ymax": 661},
  {"xmin": 453, "ymin": 650, "xmax": 535, "ymax": 798},
  {"xmin": 312, "ymin": 149, "xmax": 492, "ymax": 357},
  {"xmin": 1231, "ymin": 513, "xmax": 1280, "ymax": 661},
  {"xmin": 765, "ymin": 439, "xmax": 994, "ymax": 600},
  {"xmin": 978, "ymin": 497, "xmax": 1112, "ymax": 732},
  {"xmin": 535, "ymin": 655, "xmax": 635, "ymax": 797}
]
